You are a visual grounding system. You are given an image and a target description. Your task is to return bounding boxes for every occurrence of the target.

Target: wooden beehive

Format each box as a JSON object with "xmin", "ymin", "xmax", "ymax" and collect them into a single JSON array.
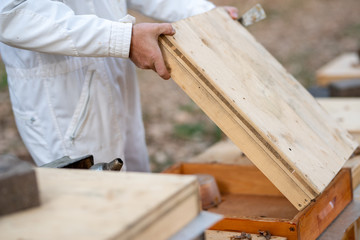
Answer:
[
  {"xmin": 164, "ymin": 163, "xmax": 352, "ymax": 240},
  {"xmin": 0, "ymin": 168, "xmax": 201, "ymax": 240},
  {"xmin": 159, "ymin": 8, "xmax": 358, "ymax": 211},
  {"xmin": 316, "ymin": 52, "xmax": 360, "ymax": 86}
]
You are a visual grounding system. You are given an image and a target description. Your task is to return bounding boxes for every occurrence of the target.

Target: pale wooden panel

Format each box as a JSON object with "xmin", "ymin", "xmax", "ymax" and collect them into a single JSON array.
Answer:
[
  {"xmin": 344, "ymin": 156, "xmax": 360, "ymax": 190},
  {"xmin": 189, "ymin": 139, "xmax": 252, "ymax": 165},
  {"xmin": 205, "ymin": 230, "xmax": 287, "ymax": 240},
  {"xmin": 317, "ymin": 98, "xmax": 360, "ymax": 133},
  {"xmin": 160, "ymin": 8, "xmax": 358, "ymax": 210},
  {"xmin": 316, "ymin": 53, "xmax": 360, "ymax": 86},
  {"xmin": 0, "ymin": 168, "xmax": 200, "ymax": 240}
]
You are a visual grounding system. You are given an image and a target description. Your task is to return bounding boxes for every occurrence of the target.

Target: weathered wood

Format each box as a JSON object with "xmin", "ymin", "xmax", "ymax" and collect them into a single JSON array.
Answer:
[
  {"xmin": 164, "ymin": 163, "xmax": 352, "ymax": 240},
  {"xmin": 164, "ymin": 163, "xmax": 282, "ymax": 196},
  {"xmin": 0, "ymin": 168, "xmax": 200, "ymax": 240},
  {"xmin": 344, "ymin": 156, "xmax": 360, "ymax": 190},
  {"xmin": 189, "ymin": 139, "xmax": 252, "ymax": 165},
  {"xmin": 295, "ymin": 168, "xmax": 352, "ymax": 240},
  {"xmin": 160, "ymin": 8, "xmax": 358, "ymax": 210},
  {"xmin": 316, "ymin": 53, "xmax": 360, "ymax": 86},
  {"xmin": 341, "ymin": 217, "xmax": 360, "ymax": 240},
  {"xmin": 205, "ymin": 230, "xmax": 287, "ymax": 240},
  {"xmin": 317, "ymin": 98, "xmax": 360, "ymax": 134},
  {"xmin": 0, "ymin": 155, "xmax": 40, "ymax": 216},
  {"xmin": 318, "ymin": 199, "xmax": 360, "ymax": 240}
]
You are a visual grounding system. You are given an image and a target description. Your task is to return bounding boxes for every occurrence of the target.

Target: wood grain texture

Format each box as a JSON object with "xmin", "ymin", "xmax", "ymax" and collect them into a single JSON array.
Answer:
[
  {"xmin": 160, "ymin": 8, "xmax": 358, "ymax": 210},
  {"xmin": 209, "ymin": 218, "xmax": 298, "ymax": 240},
  {"xmin": 296, "ymin": 168, "xmax": 352, "ymax": 240},
  {"xmin": 317, "ymin": 98, "xmax": 360, "ymax": 133},
  {"xmin": 0, "ymin": 168, "xmax": 200, "ymax": 240},
  {"xmin": 164, "ymin": 163, "xmax": 352, "ymax": 240},
  {"xmin": 344, "ymin": 155, "xmax": 360, "ymax": 190},
  {"xmin": 316, "ymin": 53, "xmax": 360, "ymax": 86},
  {"xmin": 164, "ymin": 163, "xmax": 282, "ymax": 196},
  {"xmin": 205, "ymin": 230, "xmax": 287, "ymax": 240},
  {"xmin": 189, "ymin": 139, "xmax": 252, "ymax": 165}
]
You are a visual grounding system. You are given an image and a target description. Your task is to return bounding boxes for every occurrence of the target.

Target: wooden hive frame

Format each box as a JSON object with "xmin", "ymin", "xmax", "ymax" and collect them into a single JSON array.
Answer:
[{"xmin": 159, "ymin": 7, "xmax": 358, "ymax": 210}]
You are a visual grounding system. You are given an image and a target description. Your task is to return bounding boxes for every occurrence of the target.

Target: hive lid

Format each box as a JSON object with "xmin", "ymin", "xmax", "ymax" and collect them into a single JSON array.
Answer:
[{"xmin": 159, "ymin": 8, "xmax": 358, "ymax": 210}]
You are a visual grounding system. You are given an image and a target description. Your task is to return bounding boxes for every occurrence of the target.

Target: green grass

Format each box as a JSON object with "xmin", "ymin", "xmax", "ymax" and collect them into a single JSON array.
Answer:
[
  {"xmin": 344, "ymin": 23, "xmax": 360, "ymax": 38},
  {"xmin": 174, "ymin": 123, "xmax": 206, "ymax": 140},
  {"xmin": 285, "ymin": 50, "xmax": 315, "ymax": 87},
  {"xmin": 0, "ymin": 61, "xmax": 7, "ymax": 91},
  {"xmin": 173, "ymin": 122, "xmax": 223, "ymax": 143},
  {"xmin": 178, "ymin": 102, "xmax": 199, "ymax": 113}
]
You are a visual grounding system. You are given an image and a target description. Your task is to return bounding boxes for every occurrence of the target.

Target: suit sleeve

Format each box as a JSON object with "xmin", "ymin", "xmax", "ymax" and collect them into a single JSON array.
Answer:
[
  {"xmin": 127, "ymin": 0, "xmax": 215, "ymax": 22},
  {"xmin": 0, "ymin": 0, "xmax": 132, "ymax": 58}
]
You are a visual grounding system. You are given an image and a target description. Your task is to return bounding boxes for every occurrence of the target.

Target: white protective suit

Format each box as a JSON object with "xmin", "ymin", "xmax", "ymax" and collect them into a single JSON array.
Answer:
[{"xmin": 0, "ymin": 0, "xmax": 215, "ymax": 171}]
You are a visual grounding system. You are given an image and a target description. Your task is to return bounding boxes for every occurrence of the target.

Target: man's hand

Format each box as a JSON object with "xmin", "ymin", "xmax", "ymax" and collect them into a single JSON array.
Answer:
[
  {"xmin": 129, "ymin": 23, "xmax": 175, "ymax": 80},
  {"xmin": 224, "ymin": 6, "xmax": 238, "ymax": 20}
]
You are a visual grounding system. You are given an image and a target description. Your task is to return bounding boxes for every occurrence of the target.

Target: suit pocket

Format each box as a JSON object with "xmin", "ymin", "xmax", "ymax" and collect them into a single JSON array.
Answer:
[{"xmin": 64, "ymin": 68, "xmax": 95, "ymax": 143}]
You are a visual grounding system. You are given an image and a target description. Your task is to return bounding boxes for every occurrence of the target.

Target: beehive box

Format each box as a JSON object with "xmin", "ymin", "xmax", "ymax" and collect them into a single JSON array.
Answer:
[
  {"xmin": 164, "ymin": 163, "xmax": 352, "ymax": 240},
  {"xmin": 316, "ymin": 52, "xmax": 360, "ymax": 86},
  {"xmin": 0, "ymin": 168, "xmax": 201, "ymax": 240},
  {"xmin": 160, "ymin": 7, "xmax": 358, "ymax": 239}
]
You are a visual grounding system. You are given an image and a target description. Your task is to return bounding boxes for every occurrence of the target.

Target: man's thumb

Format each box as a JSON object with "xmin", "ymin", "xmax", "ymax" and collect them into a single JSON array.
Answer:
[{"xmin": 158, "ymin": 23, "xmax": 176, "ymax": 36}]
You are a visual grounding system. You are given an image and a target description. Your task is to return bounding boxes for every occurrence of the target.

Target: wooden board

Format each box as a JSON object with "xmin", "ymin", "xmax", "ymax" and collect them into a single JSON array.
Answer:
[
  {"xmin": 344, "ymin": 155, "xmax": 360, "ymax": 190},
  {"xmin": 189, "ymin": 139, "xmax": 252, "ymax": 165},
  {"xmin": 317, "ymin": 98, "xmax": 360, "ymax": 133},
  {"xmin": 316, "ymin": 53, "xmax": 360, "ymax": 86},
  {"xmin": 0, "ymin": 168, "xmax": 200, "ymax": 240},
  {"xmin": 205, "ymin": 230, "xmax": 287, "ymax": 240},
  {"xmin": 159, "ymin": 7, "xmax": 358, "ymax": 210}
]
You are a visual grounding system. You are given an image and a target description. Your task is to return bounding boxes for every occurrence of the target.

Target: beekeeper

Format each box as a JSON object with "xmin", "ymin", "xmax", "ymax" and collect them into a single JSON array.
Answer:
[{"xmin": 0, "ymin": 1, "xmax": 238, "ymax": 171}]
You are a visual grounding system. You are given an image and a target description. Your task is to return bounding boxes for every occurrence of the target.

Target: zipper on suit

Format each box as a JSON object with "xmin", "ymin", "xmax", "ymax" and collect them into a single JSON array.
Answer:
[{"xmin": 70, "ymin": 70, "xmax": 95, "ymax": 142}]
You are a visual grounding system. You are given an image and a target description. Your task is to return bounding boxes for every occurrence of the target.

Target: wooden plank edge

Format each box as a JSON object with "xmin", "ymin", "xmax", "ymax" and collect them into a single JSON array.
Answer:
[
  {"xmin": 119, "ymin": 177, "xmax": 201, "ymax": 240},
  {"xmin": 344, "ymin": 155, "xmax": 360, "ymax": 190},
  {"xmin": 296, "ymin": 168, "xmax": 352, "ymax": 240},
  {"xmin": 205, "ymin": 229, "xmax": 287, "ymax": 240},
  {"xmin": 208, "ymin": 218, "xmax": 297, "ymax": 240}
]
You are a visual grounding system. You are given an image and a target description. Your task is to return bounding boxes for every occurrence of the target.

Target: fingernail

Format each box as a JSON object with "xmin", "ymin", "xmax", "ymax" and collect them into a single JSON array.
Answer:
[{"xmin": 172, "ymin": 27, "xmax": 176, "ymax": 34}]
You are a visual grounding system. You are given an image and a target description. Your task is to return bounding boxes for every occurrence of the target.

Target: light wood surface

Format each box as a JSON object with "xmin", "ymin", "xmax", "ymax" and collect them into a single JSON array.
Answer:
[
  {"xmin": 316, "ymin": 53, "xmax": 360, "ymax": 86},
  {"xmin": 160, "ymin": 8, "xmax": 358, "ymax": 210},
  {"xmin": 165, "ymin": 163, "xmax": 352, "ymax": 240},
  {"xmin": 205, "ymin": 230, "xmax": 287, "ymax": 240},
  {"xmin": 0, "ymin": 168, "xmax": 200, "ymax": 240},
  {"xmin": 344, "ymin": 155, "xmax": 360, "ymax": 190},
  {"xmin": 189, "ymin": 139, "xmax": 252, "ymax": 165},
  {"xmin": 317, "ymin": 98, "xmax": 360, "ymax": 134}
]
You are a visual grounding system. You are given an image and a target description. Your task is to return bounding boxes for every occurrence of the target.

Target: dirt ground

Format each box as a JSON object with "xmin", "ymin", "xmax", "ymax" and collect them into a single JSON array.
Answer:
[{"xmin": 0, "ymin": 0, "xmax": 359, "ymax": 171}]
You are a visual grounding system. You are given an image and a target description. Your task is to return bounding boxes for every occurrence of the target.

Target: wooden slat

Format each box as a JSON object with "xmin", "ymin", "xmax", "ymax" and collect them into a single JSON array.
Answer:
[
  {"xmin": 205, "ymin": 230, "xmax": 287, "ymax": 240},
  {"xmin": 316, "ymin": 53, "xmax": 360, "ymax": 86},
  {"xmin": 159, "ymin": 8, "xmax": 358, "ymax": 210},
  {"xmin": 0, "ymin": 168, "xmax": 200, "ymax": 240},
  {"xmin": 189, "ymin": 139, "xmax": 252, "ymax": 165},
  {"xmin": 181, "ymin": 163, "xmax": 282, "ymax": 196},
  {"xmin": 296, "ymin": 169, "xmax": 352, "ymax": 240},
  {"xmin": 317, "ymin": 98, "xmax": 360, "ymax": 133},
  {"xmin": 209, "ymin": 219, "xmax": 297, "ymax": 240},
  {"xmin": 344, "ymin": 155, "xmax": 360, "ymax": 190}
]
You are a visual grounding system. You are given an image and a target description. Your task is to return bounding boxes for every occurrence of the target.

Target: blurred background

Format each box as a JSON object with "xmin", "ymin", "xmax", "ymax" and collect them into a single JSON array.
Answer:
[{"xmin": 0, "ymin": 0, "xmax": 359, "ymax": 171}]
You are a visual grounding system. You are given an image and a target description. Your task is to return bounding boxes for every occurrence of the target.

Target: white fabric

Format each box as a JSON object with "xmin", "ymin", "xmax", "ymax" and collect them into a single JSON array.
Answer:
[{"xmin": 0, "ymin": 0, "xmax": 215, "ymax": 171}]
